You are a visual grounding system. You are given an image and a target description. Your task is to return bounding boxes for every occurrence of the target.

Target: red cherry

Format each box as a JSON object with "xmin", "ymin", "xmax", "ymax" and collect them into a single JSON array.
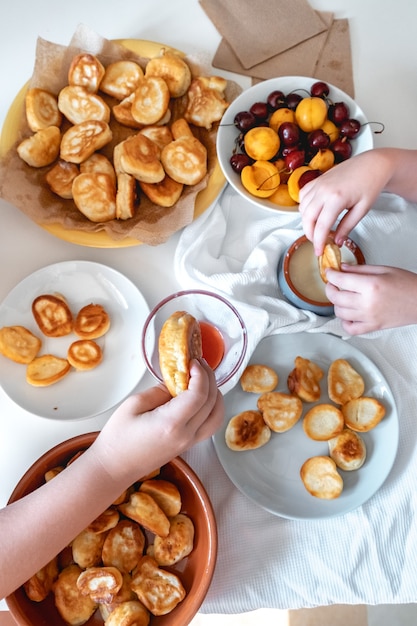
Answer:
[
  {"xmin": 308, "ymin": 129, "xmax": 330, "ymax": 150},
  {"xmin": 230, "ymin": 153, "xmax": 253, "ymax": 173},
  {"xmin": 278, "ymin": 121, "xmax": 300, "ymax": 146},
  {"xmin": 234, "ymin": 111, "xmax": 257, "ymax": 132},
  {"xmin": 339, "ymin": 118, "xmax": 361, "ymax": 139},
  {"xmin": 298, "ymin": 169, "xmax": 322, "ymax": 190},
  {"xmin": 267, "ymin": 90, "xmax": 286, "ymax": 111},
  {"xmin": 310, "ymin": 81, "xmax": 330, "ymax": 98},
  {"xmin": 285, "ymin": 149, "xmax": 306, "ymax": 171},
  {"xmin": 331, "ymin": 138, "xmax": 352, "ymax": 162},
  {"xmin": 328, "ymin": 101, "xmax": 350, "ymax": 125},
  {"xmin": 286, "ymin": 93, "xmax": 303, "ymax": 110},
  {"xmin": 249, "ymin": 101, "xmax": 269, "ymax": 120}
]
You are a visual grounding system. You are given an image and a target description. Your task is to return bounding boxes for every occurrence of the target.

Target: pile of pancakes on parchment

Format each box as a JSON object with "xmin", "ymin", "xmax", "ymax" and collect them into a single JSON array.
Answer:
[{"xmin": 0, "ymin": 26, "xmax": 240, "ymax": 245}]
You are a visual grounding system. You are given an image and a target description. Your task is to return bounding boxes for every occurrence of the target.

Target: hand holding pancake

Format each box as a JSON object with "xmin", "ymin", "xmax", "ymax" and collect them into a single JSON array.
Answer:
[{"xmin": 158, "ymin": 310, "xmax": 203, "ymax": 397}]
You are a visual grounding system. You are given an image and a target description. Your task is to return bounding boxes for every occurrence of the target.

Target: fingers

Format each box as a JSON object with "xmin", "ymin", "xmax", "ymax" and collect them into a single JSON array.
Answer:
[
  {"xmin": 193, "ymin": 387, "xmax": 225, "ymax": 441},
  {"xmin": 113, "ymin": 385, "xmax": 171, "ymax": 417},
  {"xmin": 182, "ymin": 359, "xmax": 224, "ymax": 439},
  {"xmin": 299, "ymin": 193, "xmax": 342, "ymax": 255}
]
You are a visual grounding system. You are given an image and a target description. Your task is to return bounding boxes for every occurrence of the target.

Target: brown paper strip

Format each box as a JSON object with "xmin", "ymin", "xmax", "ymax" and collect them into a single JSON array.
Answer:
[
  {"xmin": 213, "ymin": 12, "xmax": 334, "ymax": 80},
  {"xmin": 313, "ymin": 19, "xmax": 354, "ymax": 98},
  {"xmin": 199, "ymin": 0, "xmax": 327, "ymax": 69}
]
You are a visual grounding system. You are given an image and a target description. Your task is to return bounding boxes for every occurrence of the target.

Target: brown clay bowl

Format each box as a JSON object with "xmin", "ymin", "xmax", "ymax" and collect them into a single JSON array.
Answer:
[{"xmin": 6, "ymin": 432, "xmax": 217, "ymax": 626}]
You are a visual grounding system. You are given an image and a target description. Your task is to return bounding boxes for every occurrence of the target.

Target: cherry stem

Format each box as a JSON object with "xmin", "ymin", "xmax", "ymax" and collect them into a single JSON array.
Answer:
[
  {"xmin": 257, "ymin": 172, "xmax": 280, "ymax": 191},
  {"xmin": 289, "ymin": 88, "xmax": 310, "ymax": 97},
  {"xmin": 362, "ymin": 121, "xmax": 385, "ymax": 134}
]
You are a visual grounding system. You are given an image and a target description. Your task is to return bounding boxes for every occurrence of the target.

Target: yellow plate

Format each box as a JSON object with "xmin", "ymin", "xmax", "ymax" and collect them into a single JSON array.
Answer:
[{"xmin": 0, "ymin": 39, "xmax": 226, "ymax": 248}]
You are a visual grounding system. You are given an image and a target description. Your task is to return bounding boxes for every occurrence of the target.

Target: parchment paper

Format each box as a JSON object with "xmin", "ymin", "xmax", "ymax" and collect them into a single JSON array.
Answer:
[{"xmin": 0, "ymin": 24, "xmax": 240, "ymax": 246}]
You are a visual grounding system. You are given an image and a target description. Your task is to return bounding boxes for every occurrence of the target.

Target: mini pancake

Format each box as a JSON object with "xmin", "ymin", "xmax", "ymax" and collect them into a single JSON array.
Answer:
[
  {"xmin": 139, "ymin": 174, "xmax": 183, "ymax": 207},
  {"xmin": 17, "ymin": 126, "xmax": 61, "ymax": 168},
  {"xmin": 0, "ymin": 325, "xmax": 42, "ymax": 364},
  {"xmin": 67, "ymin": 339, "xmax": 103, "ymax": 371},
  {"xmin": 32, "ymin": 294, "xmax": 73, "ymax": 337},
  {"xmin": 240, "ymin": 363, "xmax": 278, "ymax": 393},
  {"xmin": 100, "ymin": 60, "xmax": 144, "ymax": 100},
  {"xmin": 68, "ymin": 53, "xmax": 105, "ymax": 93},
  {"xmin": 119, "ymin": 132, "xmax": 165, "ymax": 183},
  {"xmin": 118, "ymin": 491, "xmax": 170, "ymax": 538},
  {"xmin": 53, "ymin": 564, "xmax": 97, "ymax": 625},
  {"xmin": 328, "ymin": 358, "xmax": 365, "ymax": 405},
  {"xmin": 158, "ymin": 310, "xmax": 202, "ymax": 397},
  {"xmin": 287, "ymin": 356, "xmax": 324, "ymax": 402},
  {"xmin": 225, "ymin": 410, "xmax": 271, "ymax": 451},
  {"xmin": 25, "ymin": 87, "xmax": 62, "ymax": 131},
  {"xmin": 72, "ymin": 172, "xmax": 117, "ymax": 222},
  {"xmin": 116, "ymin": 172, "xmax": 138, "ymax": 219},
  {"xmin": 318, "ymin": 241, "xmax": 342, "ymax": 283},
  {"xmin": 26, "ymin": 355, "xmax": 71, "ymax": 387},
  {"xmin": 80, "ymin": 152, "xmax": 116, "ymax": 185},
  {"xmin": 131, "ymin": 76, "xmax": 170, "ymax": 125},
  {"xmin": 152, "ymin": 513, "xmax": 194, "ymax": 566},
  {"xmin": 257, "ymin": 391, "xmax": 303, "ymax": 433},
  {"xmin": 130, "ymin": 555, "xmax": 186, "ymax": 617},
  {"xmin": 58, "ymin": 85, "xmax": 110, "ymax": 124},
  {"xmin": 145, "ymin": 50, "xmax": 192, "ymax": 97},
  {"xmin": 300, "ymin": 456, "xmax": 343, "ymax": 499},
  {"xmin": 161, "ymin": 134, "xmax": 207, "ymax": 185},
  {"xmin": 74, "ymin": 303, "xmax": 110, "ymax": 339},
  {"xmin": 328, "ymin": 428, "xmax": 367, "ymax": 471},
  {"xmin": 184, "ymin": 75, "xmax": 229, "ymax": 129},
  {"xmin": 60, "ymin": 120, "xmax": 112, "ymax": 164},
  {"xmin": 46, "ymin": 160, "xmax": 80, "ymax": 199}
]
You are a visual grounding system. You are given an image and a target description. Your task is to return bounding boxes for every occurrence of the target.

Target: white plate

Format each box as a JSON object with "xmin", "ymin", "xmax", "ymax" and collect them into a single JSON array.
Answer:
[
  {"xmin": 213, "ymin": 333, "xmax": 398, "ymax": 519},
  {"xmin": 0, "ymin": 261, "xmax": 149, "ymax": 420},
  {"xmin": 217, "ymin": 76, "xmax": 374, "ymax": 214}
]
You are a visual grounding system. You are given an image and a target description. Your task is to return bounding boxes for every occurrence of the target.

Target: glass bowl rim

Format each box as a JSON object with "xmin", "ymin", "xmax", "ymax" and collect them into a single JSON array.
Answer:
[{"xmin": 141, "ymin": 289, "xmax": 248, "ymax": 387}]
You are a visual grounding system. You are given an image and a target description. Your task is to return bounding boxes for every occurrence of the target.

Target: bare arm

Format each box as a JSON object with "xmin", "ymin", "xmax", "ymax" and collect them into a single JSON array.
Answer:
[
  {"xmin": 0, "ymin": 359, "xmax": 224, "ymax": 599},
  {"xmin": 299, "ymin": 148, "xmax": 417, "ymax": 255}
]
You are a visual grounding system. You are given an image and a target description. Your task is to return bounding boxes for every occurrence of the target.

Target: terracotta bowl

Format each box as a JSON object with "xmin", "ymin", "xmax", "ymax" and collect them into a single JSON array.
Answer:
[
  {"xmin": 277, "ymin": 233, "xmax": 365, "ymax": 316},
  {"xmin": 6, "ymin": 432, "xmax": 217, "ymax": 626}
]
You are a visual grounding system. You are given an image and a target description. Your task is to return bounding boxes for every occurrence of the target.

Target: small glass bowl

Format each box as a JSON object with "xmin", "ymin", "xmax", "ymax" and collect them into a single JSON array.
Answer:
[
  {"xmin": 142, "ymin": 289, "xmax": 248, "ymax": 389},
  {"xmin": 278, "ymin": 234, "xmax": 365, "ymax": 316}
]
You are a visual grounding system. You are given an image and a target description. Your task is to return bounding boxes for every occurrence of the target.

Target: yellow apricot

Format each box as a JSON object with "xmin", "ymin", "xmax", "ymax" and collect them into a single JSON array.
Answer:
[
  {"xmin": 241, "ymin": 160, "xmax": 280, "ymax": 198},
  {"xmin": 287, "ymin": 165, "xmax": 312, "ymax": 203},
  {"xmin": 269, "ymin": 108, "xmax": 296, "ymax": 132},
  {"xmin": 269, "ymin": 183, "xmax": 298, "ymax": 207},
  {"xmin": 309, "ymin": 148, "xmax": 335, "ymax": 172},
  {"xmin": 244, "ymin": 126, "xmax": 280, "ymax": 161},
  {"xmin": 321, "ymin": 119, "xmax": 339, "ymax": 142},
  {"xmin": 295, "ymin": 97, "xmax": 327, "ymax": 132}
]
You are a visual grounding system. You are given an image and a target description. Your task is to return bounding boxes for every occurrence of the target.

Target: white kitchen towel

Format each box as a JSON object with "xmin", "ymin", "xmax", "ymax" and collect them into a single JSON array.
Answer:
[
  {"xmin": 176, "ymin": 184, "xmax": 417, "ymax": 611},
  {"xmin": 175, "ymin": 184, "xmax": 414, "ymax": 391}
]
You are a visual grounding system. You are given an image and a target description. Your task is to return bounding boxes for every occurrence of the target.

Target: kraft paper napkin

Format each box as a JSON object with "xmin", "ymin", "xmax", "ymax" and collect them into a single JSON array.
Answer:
[
  {"xmin": 213, "ymin": 11, "xmax": 333, "ymax": 82},
  {"xmin": 199, "ymin": 0, "xmax": 327, "ymax": 69},
  {"xmin": 314, "ymin": 18, "xmax": 354, "ymax": 97}
]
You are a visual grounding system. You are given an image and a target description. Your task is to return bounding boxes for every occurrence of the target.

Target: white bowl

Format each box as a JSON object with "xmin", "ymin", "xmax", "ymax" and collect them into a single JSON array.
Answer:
[{"xmin": 217, "ymin": 76, "xmax": 374, "ymax": 214}]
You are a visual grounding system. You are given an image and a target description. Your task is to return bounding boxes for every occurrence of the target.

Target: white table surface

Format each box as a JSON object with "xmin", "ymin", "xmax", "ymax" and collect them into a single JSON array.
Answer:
[{"xmin": 1, "ymin": 0, "xmax": 417, "ymax": 616}]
